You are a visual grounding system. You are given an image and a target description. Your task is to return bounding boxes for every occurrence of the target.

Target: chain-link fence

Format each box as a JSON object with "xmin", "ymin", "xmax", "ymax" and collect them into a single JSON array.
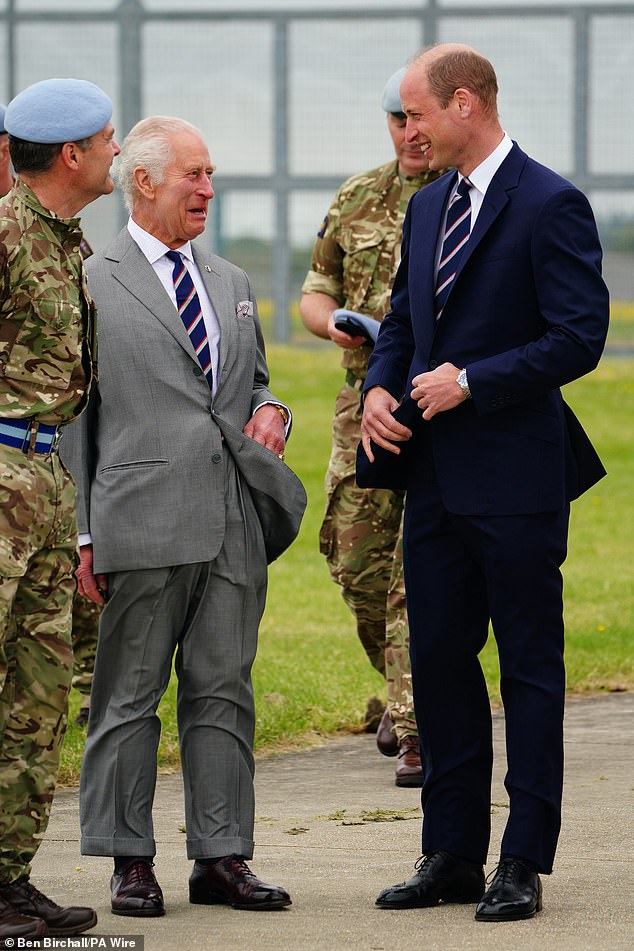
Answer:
[{"xmin": 2, "ymin": 0, "xmax": 633, "ymax": 340}]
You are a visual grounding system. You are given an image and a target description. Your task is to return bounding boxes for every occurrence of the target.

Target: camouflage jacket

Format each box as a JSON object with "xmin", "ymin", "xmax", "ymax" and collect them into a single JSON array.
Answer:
[
  {"xmin": 302, "ymin": 159, "xmax": 440, "ymax": 376},
  {"xmin": 0, "ymin": 180, "xmax": 96, "ymax": 425}
]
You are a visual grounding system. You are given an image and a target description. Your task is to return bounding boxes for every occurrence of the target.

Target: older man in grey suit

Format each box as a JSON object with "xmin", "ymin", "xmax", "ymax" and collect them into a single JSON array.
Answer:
[{"xmin": 63, "ymin": 116, "xmax": 305, "ymax": 918}]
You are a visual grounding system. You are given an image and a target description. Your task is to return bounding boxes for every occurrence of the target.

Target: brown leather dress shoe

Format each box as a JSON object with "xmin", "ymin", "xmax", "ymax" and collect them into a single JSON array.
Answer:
[
  {"xmin": 394, "ymin": 735, "xmax": 423, "ymax": 787},
  {"xmin": 0, "ymin": 893, "xmax": 49, "ymax": 946},
  {"xmin": 111, "ymin": 861, "xmax": 165, "ymax": 917},
  {"xmin": 1, "ymin": 878, "xmax": 96, "ymax": 936},
  {"xmin": 376, "ymin": 708, "xmax": 399, "ymax": 757},
  {"xmin": 189, "ymin": 856, "xmax": 292, "ymax": 910}
]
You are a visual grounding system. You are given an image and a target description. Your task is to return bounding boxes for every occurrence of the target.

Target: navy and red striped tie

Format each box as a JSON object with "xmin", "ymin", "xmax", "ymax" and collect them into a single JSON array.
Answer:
[
  {"xmin": 435, "ymin": 178, "xmax": 473, "ymax": 319},
  {"xmin": 166, "ymin": 250, "xmax": 213, "ymax": 389}
]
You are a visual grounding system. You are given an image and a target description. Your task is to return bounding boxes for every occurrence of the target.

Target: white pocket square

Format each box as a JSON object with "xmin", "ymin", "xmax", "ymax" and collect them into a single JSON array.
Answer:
[{"xmin": 236, "ymin": 300, "xmax": 254, "ymax": 318}]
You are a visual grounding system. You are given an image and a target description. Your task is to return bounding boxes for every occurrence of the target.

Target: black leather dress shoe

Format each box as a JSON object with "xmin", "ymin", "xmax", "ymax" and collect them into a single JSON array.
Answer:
[
  {"xmin": 376, "ymin": 851, "xmax": 485, "ymax": 909},
  {"xmin": 111, "ymin": 861, "xmax": 165, "ymax": 917},
  {"xmin": 376, "ymin": 708, "xmax": 399, "ymax": 757},
  {"xmin": 189, "ymin": 856, "xmax": 291, "ymax": 910},
  {"xmin": 1, "ymin": 878, "xmax": 97, "ymax": 936},
  {"xmin": 475, "ymin": 857, "xmax": 542, "ymax": 921}
]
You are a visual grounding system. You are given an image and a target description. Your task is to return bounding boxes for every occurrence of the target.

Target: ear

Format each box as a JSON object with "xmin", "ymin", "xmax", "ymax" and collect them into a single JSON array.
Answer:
[
  {"xmin": 59, "ymin": 141, "xmax": 84, "ymax": 171},
  {"xmin": 453, "ymin": 87, "xmax": 474, "ymax": 118},
  {"xmin": 133, "ymin": 166, "xmax": 155, "ymax": 200}
]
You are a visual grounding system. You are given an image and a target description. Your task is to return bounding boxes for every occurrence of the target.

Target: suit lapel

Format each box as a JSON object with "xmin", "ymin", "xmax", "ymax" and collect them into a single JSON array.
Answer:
[
  {"xmin": 412, "ymin": 172, "xmax": 456, "ymax": 337},
  {"xmin": 449, "ymin": 144, "xmax": 526, "ymax": 289},
  {"xmin": 107, "ymin": 231, "xmax": 196, "ymax": 360}
]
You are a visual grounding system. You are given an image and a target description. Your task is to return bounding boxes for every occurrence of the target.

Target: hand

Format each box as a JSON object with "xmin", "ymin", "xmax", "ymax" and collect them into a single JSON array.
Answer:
[
  {"xmin": 76, "ymin": 544, "xmax": 108, "ymax": 606},
  {"xmin": 411, "ymin": 363, "xmax": 466, "ymax": 420},
  {"xmin": 327, "ymin": 312, "xmax": 366, "ymax": 350},
  {"xmin": 361, "ymin": 386, "xmax": 412, "ymax": 462},
  {"xmin": 243, "ymin": 404, "xmax": 286, "ymax": 458}
]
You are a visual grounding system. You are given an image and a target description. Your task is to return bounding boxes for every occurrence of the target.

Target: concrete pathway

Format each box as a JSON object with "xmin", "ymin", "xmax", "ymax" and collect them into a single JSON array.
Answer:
[{"xmin": 40, "ymin": 693, "xmax": 633, "ymax": 951}]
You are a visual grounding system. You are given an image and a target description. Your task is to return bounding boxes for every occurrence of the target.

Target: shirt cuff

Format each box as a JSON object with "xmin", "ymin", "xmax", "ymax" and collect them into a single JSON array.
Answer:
[{"xmin": 253, "ymin": 401, "xmax": 292, "ymax": 438}]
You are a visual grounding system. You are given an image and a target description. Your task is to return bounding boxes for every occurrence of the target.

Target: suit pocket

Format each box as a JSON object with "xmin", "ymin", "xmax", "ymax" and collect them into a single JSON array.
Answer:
[
  {"xmin": 489, "ymin": 408, "xmax": 561, "ymax": 445},
  {"xmin": 100, "ymin": 459, "xmax": 168, "ymax": 472}
]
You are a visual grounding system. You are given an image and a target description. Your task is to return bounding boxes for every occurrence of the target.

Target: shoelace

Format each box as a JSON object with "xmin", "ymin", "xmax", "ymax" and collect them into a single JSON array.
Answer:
[
  {"xmin": 225, "ymin": 856, "xmax": 257, "ymax": 881},
  {"xmin": 485, "ymin": 857, "xmax": 524, "ymax": 888},
  {"xmin": 397, "ymin": 737, "xmax": 419, "ymax": 759},
  {"xmin": 119, "ymin": 861, "xmax": 157, "ymax": 887},
  {"xmin": 413, "ymin": 851, "xmax": 443, "ymax": 877},
  {"xmin": 14, "ymin": 879, "xmax": 58, "ymax": 909}
]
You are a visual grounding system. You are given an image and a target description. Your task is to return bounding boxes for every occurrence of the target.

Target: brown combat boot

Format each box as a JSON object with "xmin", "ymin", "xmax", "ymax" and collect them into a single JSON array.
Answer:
[
  {"xmin": 394, "ymin": 735, "xmax": 423, "ymax": 787},
  {"xmin": 0, "ymin": 878, "xmax": 96, "ymax": 937},
  {"xmin": 0, "ymin": 892, "xmax": 49, "ymax": 946}
]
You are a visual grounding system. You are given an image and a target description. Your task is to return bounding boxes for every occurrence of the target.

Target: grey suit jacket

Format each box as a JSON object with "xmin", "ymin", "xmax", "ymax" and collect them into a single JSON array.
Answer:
[{"xmin": 62, "ymin": 228, "xmax": 306, "ymax": 571}]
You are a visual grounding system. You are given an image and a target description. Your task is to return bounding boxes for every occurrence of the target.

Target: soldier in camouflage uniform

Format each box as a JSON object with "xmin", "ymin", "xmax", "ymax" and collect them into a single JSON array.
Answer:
[
  {"xmin": 300, "ymin": 69, "xmax": 443, "ymax": 787},
  {"xmin": 69, "ymin": 578, "xmax": 100, "ymax": 724},
  {"xmin": 0, "ymin": 78, "xmax": 119, "ymax": 942},
  {"xmin": 59, "ymin": 235, "xmax": 100, "ymax": 729}
]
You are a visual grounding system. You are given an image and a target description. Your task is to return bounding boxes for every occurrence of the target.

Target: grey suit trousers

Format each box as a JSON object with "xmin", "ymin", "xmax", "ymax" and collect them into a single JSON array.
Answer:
[{"xmin": 79, "ymin": 454, "xmax": 267, "ymax": 860}]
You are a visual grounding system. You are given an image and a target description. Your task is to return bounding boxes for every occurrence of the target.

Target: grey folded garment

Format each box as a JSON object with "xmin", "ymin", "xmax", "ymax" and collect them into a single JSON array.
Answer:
[{"xmin": 333, "ymin": 308, "xmax": 379, "ymax": 344}]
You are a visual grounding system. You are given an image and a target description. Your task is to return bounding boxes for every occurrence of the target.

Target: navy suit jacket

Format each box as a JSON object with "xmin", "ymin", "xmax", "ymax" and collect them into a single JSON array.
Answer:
[{"xmin": 358, "ymin": 143, "xmax": 609, "ymax": 515}]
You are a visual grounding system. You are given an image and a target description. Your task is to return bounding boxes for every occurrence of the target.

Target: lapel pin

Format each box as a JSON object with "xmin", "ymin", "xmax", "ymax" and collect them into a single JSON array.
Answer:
[{"xmin": 204, "ymin": 265, "xmax": 212, "ymax": 272}]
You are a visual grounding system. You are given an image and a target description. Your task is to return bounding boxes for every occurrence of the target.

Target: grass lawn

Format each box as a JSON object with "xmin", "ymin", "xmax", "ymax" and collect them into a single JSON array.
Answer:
[{"xmin": 60, "ymin": 344, "xmax": 633, "ymax": 783}]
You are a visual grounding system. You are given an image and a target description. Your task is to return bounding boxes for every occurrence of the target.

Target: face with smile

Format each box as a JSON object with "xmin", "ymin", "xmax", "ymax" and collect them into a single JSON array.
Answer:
[
  {"xmin": 137, "ymin": 130, "xmax": 215, "ymax": 249},
  {"xmin": 387, "ymin": 113, "xmax": 431, "ymax": 177},
  {"xmin": 400, "ymin": 65, "xmax": 464, "ymax": 173}
]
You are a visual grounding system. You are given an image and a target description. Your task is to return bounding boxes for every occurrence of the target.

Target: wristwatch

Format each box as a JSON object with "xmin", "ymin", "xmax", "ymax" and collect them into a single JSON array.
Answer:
[
  {"xmin": 456, "ymin": 368, "xmax": 471, "ymax": 399},
  {"xmin": 273, "ymin": 404, "xmax": 290, "ymax": 425}
]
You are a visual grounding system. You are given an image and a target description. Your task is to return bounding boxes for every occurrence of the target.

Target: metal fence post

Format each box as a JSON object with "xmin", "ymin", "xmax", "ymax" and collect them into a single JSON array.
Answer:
[
  {"xmin": 117, "ymin": 0, "xmax": 143, "ymax": 228},
  {"xmin": 273, "ymin": 15, "xmax": 290, "ymax": 342}
]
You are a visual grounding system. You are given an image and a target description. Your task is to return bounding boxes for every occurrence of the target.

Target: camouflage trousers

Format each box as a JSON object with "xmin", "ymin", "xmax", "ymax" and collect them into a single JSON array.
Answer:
[
  {"xmin": 0, "ymin": 446, "xmax": 76, "ymax": 883},
  {"xmin": 320, "ymin": 383, "xmax": 416, "ymax": 740},
  {"xmin": 71, "ymin": 594, "xmax": 99, "ymax": 697}
]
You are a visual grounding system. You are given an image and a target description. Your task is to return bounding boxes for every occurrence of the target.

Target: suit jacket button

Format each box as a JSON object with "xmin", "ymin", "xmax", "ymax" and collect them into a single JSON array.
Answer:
[
  {"xmin": 212, "ymin": 452, "xmax": 222, "ymax": 464},
  {"xmin": 429, "ymin": 360, "xmax": 438, "ymax": 370}
]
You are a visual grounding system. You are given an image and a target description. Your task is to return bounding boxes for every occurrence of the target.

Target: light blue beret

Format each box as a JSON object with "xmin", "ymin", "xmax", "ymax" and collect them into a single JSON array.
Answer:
[
  {"xmin": 5, "ymin": 78, "xmax": 112, "ymax": 144},
  {"xmin": 382, "ymin": 67, "xmax": 407, "ymax": 114},
  {"xmin": 0, "ymin": 104, "xmax": 6, "ymax": 134}
]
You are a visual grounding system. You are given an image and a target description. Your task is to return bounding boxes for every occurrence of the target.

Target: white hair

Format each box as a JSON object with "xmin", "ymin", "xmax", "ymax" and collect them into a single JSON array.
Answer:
[{"xmin": 116, "ymin": 115, "xmax": 204, "ymax": 212}]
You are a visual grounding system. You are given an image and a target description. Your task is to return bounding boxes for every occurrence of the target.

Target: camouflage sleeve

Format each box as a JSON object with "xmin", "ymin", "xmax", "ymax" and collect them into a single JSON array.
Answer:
[
  {"xmin": 0, "ymin": 243, "xmax": 7, "ymax": 307},
  {"xmin": 301, "ymin": 188, "xmax": 345, "ymax": 303}
]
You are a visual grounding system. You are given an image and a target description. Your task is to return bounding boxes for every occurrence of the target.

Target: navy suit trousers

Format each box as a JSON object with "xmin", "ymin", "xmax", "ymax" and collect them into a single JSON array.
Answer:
[{"xmin": 403, "ymin": 444, "xmax": 569, "ymax": 873}]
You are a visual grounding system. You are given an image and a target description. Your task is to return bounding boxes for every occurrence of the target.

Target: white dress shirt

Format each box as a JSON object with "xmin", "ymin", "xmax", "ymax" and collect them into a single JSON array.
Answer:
[
  {"xmin": 127, "ymin": 216, "xmax": 221, "ymax": 396},
  {"xmin": 435, "ymin": 132, "xmax": 514, "ymax": 274}
]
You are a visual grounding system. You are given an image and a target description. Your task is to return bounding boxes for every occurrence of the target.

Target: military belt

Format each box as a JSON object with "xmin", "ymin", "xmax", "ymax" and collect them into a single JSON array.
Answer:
[
  {"xmin": 345, "ymin": 370, "xmax": 366, "ymax": 391},
  {"xmin": 0, "ymin": 417, "xmax": 61, "ymax": 454}
]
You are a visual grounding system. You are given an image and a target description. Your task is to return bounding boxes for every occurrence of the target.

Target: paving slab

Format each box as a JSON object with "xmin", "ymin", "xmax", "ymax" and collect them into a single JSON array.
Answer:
[{"xmin": 39, "ymin": 692, "xmax": 633, "ymax": 951}]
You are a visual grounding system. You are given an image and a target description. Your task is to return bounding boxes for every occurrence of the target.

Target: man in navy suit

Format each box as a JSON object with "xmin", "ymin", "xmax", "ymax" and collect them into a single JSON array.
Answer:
[{"xmin": 360, "ymin": 44, "xmax": 608, "ymax": 921}]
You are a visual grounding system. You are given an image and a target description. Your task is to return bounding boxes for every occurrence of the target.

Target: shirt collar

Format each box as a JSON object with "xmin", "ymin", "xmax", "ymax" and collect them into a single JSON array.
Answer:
[
  {"xmin": 127, "ymin": 215, "xmax": 194, "ymax": 266},
  {"xmin": 459, "ymin": 131, "xmax": 513, "ymax": 197}
]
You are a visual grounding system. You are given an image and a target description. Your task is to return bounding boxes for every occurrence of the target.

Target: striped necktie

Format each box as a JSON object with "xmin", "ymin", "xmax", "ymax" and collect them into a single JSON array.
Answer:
[
  {"xmin": 435, "ymin": 178, "xmax": 473, "ymax": 319},
  {"xmin": 165, "ymin": 250, "xmax": 213, "ymax": 389}
]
